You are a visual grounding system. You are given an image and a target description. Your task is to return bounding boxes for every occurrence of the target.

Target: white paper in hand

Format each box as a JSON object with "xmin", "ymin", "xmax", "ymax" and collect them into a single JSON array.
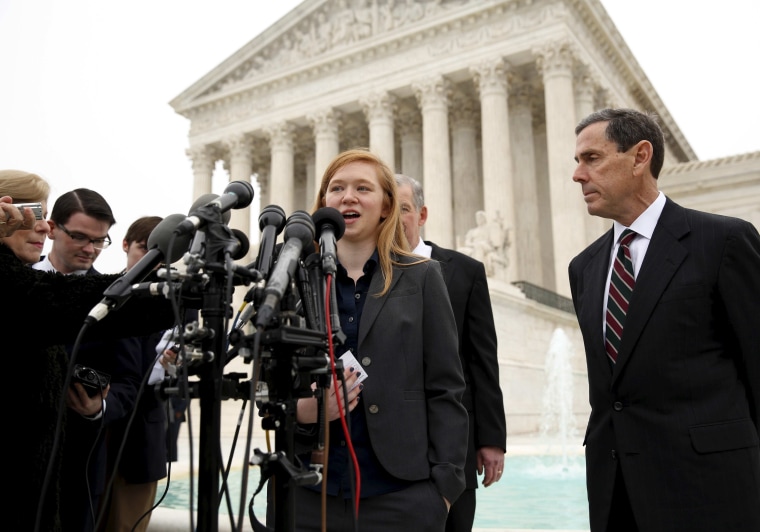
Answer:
[{"xmin": 340, "ymin": 350, "xmax": 368, "ymax": 392}]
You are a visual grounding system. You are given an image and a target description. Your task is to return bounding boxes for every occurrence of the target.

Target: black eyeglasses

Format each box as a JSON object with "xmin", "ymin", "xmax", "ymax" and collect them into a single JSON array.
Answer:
[{"xmin": 58, "ymin": 224, "xmax": 112, "ymax": 250}]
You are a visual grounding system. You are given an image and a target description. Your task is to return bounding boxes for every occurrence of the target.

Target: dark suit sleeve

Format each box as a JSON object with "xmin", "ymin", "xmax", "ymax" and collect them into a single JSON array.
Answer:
[
  {"xmin": 718, "ymin": 219, "xmax": 760, "ymax": 424},
  {"xmin": 422, "ymin": 260, "xmax": 469, "ymax": 503},
  {"xmin": 102, "ymin": 336, "xmax": 143, "ymax": 425},
  {"xmin": 462, "ymin": 261, "xmax": 506, "ymax": 451}
]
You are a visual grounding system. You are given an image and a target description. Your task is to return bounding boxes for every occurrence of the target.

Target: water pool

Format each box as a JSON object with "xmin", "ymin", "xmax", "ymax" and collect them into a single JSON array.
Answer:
[{"xmin": 155, "ymin": 454, "xmax": 589, "ymax": 530}]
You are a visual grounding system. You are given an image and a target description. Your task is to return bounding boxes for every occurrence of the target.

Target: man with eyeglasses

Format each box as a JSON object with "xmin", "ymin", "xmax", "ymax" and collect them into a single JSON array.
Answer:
[
  {"xmin": 34, "ymin": 187, "xmax": 114, "ymax": 274},
  {"xmin": 33, "ymin": 188, "xmax": 143, "ymax": 531}
]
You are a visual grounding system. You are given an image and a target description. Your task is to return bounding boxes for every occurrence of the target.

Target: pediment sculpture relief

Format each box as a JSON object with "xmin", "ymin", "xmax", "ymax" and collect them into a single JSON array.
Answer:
[{"xmin": 213, "ymin": 0, "xmax": 469, "ymax": 91}]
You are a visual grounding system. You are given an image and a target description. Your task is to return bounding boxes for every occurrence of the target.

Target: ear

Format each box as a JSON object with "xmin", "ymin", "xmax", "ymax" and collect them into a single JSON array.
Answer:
[
  {"xmin": 419, "ymin": 205, "xmax": 428, "ymax": 227},
  {"xmin": 122, "ymin": 240, "xmax": 129, "ymax": 253},
  {"xmin": 46, "ymin": 220, "xmax": 56, "ymax": 239},
  {"xmin": 633, "ymin": 140, "xmax": 653, "ymax": 176}
]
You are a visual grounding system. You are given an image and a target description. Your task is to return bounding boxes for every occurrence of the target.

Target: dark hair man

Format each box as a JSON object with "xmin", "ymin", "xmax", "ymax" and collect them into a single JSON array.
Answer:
[{"xmin": 570, "ymin": 108, "xmax": 760, "ymax": 532}]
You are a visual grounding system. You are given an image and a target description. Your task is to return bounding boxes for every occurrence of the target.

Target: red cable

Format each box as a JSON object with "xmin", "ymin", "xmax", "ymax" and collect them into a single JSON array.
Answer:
[{"xmin": 324, "ymin": 273, "xmax": 361, "ymax": 516}]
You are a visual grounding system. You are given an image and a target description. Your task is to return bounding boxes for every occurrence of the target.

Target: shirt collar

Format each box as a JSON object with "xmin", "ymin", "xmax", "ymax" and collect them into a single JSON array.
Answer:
[
  {"xmin": 412, "ymin": 239, "xmax": 432, "ymax": 258},
  {"xmin": 611, "ymin": 191, "xmax": 666, "ymax": 242}
]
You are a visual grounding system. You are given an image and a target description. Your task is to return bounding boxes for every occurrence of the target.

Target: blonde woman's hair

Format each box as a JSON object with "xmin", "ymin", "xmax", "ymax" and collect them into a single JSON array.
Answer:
[
  {"xmin": 312, "ymin": 148, "xmax": 421, "ymax": 296},
  {"xmin": 0, "ymin": 169, "xmax": 50, "ymax": 203}
]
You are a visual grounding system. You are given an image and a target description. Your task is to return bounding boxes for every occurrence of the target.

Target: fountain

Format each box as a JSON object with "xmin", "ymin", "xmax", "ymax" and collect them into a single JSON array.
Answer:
[{"xmin": 538, "ymin": 327, "xmax": 579, "ymax": 468}]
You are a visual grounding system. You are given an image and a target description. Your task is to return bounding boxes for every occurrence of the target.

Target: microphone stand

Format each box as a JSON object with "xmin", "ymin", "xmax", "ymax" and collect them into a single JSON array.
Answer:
[
  {"xmin": 185, "ymin": 211, "xmax": 242, "ymax": 532},
  {"xmin": 255, "ymin": 320, "xmax": 330, "ymax": 531},
  {"xmin": 196, "ymin": 274, "xmax": 226, "ymax": 532},
  {"xmin": 235, "ymin": 254, "xmax": 339, "ymax": 531}
]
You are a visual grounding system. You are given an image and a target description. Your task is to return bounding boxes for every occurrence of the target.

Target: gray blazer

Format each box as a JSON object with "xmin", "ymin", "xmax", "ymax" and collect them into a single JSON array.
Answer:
[{"xmin": 358, "ymin": 254, "xmax": 468, "ymax": 504}]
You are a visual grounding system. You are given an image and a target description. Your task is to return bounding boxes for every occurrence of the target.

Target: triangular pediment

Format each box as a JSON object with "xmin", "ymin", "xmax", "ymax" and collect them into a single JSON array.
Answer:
[
  {"xmin": 170, "ymin": 0, "xmax": 697, "ymax": 163},
  {"xmin": 171, "ymin": 0, "xmax": 477, "ymax": 111}
]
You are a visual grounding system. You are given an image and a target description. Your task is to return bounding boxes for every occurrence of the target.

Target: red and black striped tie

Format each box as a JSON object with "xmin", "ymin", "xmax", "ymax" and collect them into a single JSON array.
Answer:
[{"xmin": 605, "ymin": 229, "xmax": 636, "ymax": 365}]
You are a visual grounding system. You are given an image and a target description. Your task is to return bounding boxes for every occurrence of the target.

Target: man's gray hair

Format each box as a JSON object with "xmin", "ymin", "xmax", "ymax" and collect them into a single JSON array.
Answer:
[{"xmin": 394, "ymin": 173, "xmax": 425, "ymax": 211}]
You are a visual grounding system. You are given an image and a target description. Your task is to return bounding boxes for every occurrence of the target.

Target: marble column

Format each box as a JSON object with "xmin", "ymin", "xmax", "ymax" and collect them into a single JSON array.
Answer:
[
  {"xmin": 342, "ymin": 114, "xmax": 370, "ymax": 152},
  {"xmin": 413, "ymin": 75, "xmax": 454, "ymax": 248},
  {"xmin": 449, "ymin": 89, "xmax": 481, "ymax": 246},
  {"xmin": 509, "ymin": 79, "xmax": 542, "ymax": 285},
  {"xmin": 186, "ymin": 145, "xmax": 216, "ymax": 200},
  {"xmin": 397, "ymin": 100, "xmax": 423, "ymax": 185},
  {"xmin": 471, "ymin": 57, "xmax": 517, "ymax": 281},
  {"xmin": 256, "ymin": 175, "xmax": 270, "ymax": 212},
  {"xmin": 532, "ymin": 118, "xmax": 556, "ymax": 291},
  {"xmin": 361, "ymin": 92, "xmax": 396, "ymax": 169},
  {"xmin": 224, "ymin": 135, "xmax": 255, "ymax": 255},
  {"xmin": 574, "ymin": 69, "xmax": 609, "ymax": 244},
  {"xmin": 251, "ymin": 137, "xmax": 271, "ymax": 208},
  {"xmin": 308, "ymin": 109, "xmax": 341, "ymax": 201},
  {"xmin": 304, "ymin": 146, "xmax": 317, "ymax": 208},
  {"xmin": 267, "ymin": 122, "xmax": 296, "ymax": 218},
  {"xmin": 534, "ymin": 40, "xmax": 586, "ymax": 297}
]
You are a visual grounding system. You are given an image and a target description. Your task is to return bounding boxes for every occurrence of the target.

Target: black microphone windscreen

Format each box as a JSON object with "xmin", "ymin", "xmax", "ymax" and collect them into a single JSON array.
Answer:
[
  {"xmin": 312, "ymin": 207, "xmax": 346, "ymax": 240},
  {"xmin": 301, "ymin": 240, "xmax": 317, "ymax": 257},
  {"xmin": 189, "ymin": 193, "xmax": 231, "ymax": 224},
  {"xmin": 259, "ymin": 204, "xmax": 287, "ymax": 233},
  {"xmin": 230, "ymin": 228, "xmax": 251, "ymax": 260},
  {"xmin": 284, "ymin": 211, "xmax": 316, "ymax": 247},
  {"xmin": 223, "ymin": 181, "xmax": 255, "ymax": 209},
  {"xmin": 147, "ymin": 213, "xmax": 193, "ymax": 263}
]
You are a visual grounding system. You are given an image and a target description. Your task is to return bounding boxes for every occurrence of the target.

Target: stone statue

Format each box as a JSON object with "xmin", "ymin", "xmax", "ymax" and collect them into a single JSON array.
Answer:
[{"xmin": 458, "ymin": 210, "xmax": 510, "ymax": 279}]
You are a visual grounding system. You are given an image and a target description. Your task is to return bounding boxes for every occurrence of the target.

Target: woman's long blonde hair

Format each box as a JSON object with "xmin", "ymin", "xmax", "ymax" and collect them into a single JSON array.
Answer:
[{"xmin": 311, "ymin": 148, "xmax": 422, "ymax": 296}]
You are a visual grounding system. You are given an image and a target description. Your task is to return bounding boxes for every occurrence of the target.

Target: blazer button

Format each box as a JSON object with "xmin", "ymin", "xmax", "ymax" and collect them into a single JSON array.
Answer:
[
  {"xmin": 368, "ymin": 404, "xmax": 379, "ymax": 414},
  {"xmin": 611, "ymin": 449, "xmax": 617, "ymax": 460},
  {"xmin": 613, "ymin": 401, "xmax": 623, "ymax": 411},
  {"xmin": 361, "ymin": 356, "xmax": 372, "ymax": 366}
]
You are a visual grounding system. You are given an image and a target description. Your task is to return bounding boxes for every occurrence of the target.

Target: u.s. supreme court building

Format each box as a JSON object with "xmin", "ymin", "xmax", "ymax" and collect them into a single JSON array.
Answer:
[{"xmin": 170, "ymin": 0, "xmax": 760, "ymax": 435}]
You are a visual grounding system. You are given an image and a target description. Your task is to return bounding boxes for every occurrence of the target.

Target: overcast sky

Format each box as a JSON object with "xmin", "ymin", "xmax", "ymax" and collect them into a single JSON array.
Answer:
[{"xmin": 1, "ymin": 0, "xmax": 758, "ymax": 273}]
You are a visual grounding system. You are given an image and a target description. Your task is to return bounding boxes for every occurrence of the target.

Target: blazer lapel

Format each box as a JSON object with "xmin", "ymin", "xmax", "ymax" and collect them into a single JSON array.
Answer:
[
  {"xmin": 358, "ymin": 261, "xmax": 403, "ymax": 346},
  {"xmin": 613, "ymin": 199, "xmax": 689, "ymax": 378}
]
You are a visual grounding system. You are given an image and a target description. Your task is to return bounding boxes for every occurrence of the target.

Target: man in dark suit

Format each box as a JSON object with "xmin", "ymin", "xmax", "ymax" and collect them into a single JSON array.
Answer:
[
  {"xmin": 396, "ymin": 174, "xmax": 507, "ymax": 532},
  {"xmin": 569, "ymin": 108, "xmax": 760, "ymax": 532}
]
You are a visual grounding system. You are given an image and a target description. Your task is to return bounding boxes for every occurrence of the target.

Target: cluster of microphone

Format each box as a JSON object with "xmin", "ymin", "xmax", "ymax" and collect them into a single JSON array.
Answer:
[
  {"xmin": 253, "ymin": 207, "xmax": 344, "ymax": 329},
  {"xmin": 85, "ymin": 180, "xmax": 346, "ymax": 338}
]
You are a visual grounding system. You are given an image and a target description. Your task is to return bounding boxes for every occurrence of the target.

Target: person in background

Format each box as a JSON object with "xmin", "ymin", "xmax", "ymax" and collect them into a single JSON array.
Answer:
[
  {"xmin": 35, "ymin": 187, "xmax": 116, "ymax": 275},
  {"xmin": 0, "ymin": 172, "xmax": 50, "ymax": 264},
  {"xmin": 278, "ymin": 148, "xmax": 468, "ymax": 532},
  {"xmin": 32, "ymin": 189, "xmax": 143, "ymax": 531},
  {"xmin": 396, "ymin": 173, "xmax": 506, "ymax": 532},
  {"xmin": 0, "ymin": 169, "xmax": 177, "ymax": 532},
  {"xmin": 569, "ymin": 108, "xmax": 760, "ymax": 532},
  {"xmin": 99, "ymin": 215, "xmax": 188, "ymax": 532}
]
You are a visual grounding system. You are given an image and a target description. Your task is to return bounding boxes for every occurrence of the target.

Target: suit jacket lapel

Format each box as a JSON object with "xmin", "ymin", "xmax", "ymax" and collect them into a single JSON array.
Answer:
[
  {"xmin": 612, "ymin": 199, "xmax": 689, "ymax": 378},
  {"xmin": 429, "ymin": 243, "xmax": 452, "ymax": 284},
  {"xmin": 581, "ymin": 231, "xmax": 615, "ymax": 375}
]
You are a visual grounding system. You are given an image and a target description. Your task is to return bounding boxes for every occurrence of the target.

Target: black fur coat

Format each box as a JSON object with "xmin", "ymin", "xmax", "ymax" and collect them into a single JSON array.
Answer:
[{"xmin": 0, "ymin": 245, "xmax": 176, "ymax": 531}]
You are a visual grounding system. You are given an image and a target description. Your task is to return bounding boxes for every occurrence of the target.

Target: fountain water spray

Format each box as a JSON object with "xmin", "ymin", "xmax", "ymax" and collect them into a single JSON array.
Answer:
[{"xmin": 539, "ymin": 327, "xmax": 578, "ymax": 468}]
